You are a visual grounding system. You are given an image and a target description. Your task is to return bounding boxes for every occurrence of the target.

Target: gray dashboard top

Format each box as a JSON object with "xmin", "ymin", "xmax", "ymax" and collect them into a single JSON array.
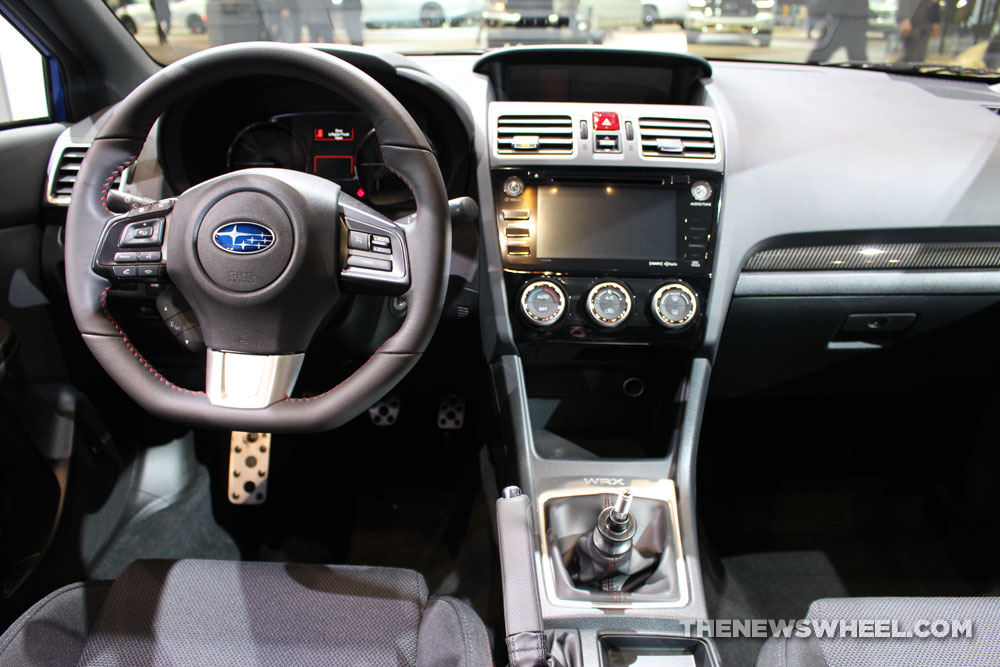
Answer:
[
  {"xmin": 57, "ymin": 50, "xmax": 1000, "ymax": 358},
  {"xmin": 415, "ymin": 54, "xmax": 1000, "ymax": 354}
]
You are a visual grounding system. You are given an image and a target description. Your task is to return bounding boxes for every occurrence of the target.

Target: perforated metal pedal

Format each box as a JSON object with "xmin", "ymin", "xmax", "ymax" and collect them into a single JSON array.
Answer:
[
  {"xmin": 437, "ymin": 394, "xmax": 465, "ymax": 430},
  {"xmin": 368, "ymin": 395, "xmax": 400, "ymax": 426},
  {"xmin": 228, "ymin": 432, "xmax": 270, "ymax": 505}
]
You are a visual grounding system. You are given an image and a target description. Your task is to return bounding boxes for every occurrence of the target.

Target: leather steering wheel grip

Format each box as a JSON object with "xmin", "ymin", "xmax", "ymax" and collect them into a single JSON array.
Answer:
[{"xmin": 64, "ymin": 43, "xmax": 451, "ymax": 433}]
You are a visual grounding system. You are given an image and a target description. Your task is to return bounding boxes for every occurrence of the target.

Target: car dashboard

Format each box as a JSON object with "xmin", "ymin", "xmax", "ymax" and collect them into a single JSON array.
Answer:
[{"xmin": 36, "ymin": 40, "xmax": 1000, "ymax": 665}]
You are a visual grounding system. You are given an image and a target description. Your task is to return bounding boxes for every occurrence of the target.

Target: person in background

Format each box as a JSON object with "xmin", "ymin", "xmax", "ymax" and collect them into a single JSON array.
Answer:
[
  {"xmin": 151, "ymin": 0, "xmax": 171, "ymax": 43},
  {"xmin": 301, "ymin": 0, "xmax": 335, "ymax": 41},
  {"xmin": 897, "ymin": 0, "xmax": 941, "ymax": 62},
  {"xmin": 807, "ymin": 0, "xmax": 871, "ymax": 62},
  {"xmin": 337, "ymin": 0, "xmax": 364, "ymax": 45}
]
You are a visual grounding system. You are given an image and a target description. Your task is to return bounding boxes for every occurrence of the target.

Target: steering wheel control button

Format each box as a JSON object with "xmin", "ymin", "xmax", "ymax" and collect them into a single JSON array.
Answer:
[
  {"xmin": 587, "ymin": 281, "xmax": 633, "ymax": 327},
  {"xmin": 119, "ymin": 219, "xmax": 164, "ymax": 247},
  {"xmin": 502, "ymin": 209, "xmax": 530, "ymax": 220},
  {"xmin": 114, "ymin": 251, "xmax": 138, "ymax": 263},
  {"xmin": 229, "ymin": 431, "xmax": 270, "ymax": 505},
  {"xmin": 137, "ymin": 250, "xmax": 162, "ymax": 262},
  {"xmin": 165, "ymin": 310, "xmax": 198, "ymax": 336},
  {"xmin": 652, "ymin": 283, "xmax": 698, "ymax": 329},
  {"xmin": 520, "ymin": 279, "xmax": 566, "ymax": 326},
  {"xmin": 113, "ymin": 265, "xmax": 138, "ymax": 279},
  {"xmin": 346, "ymin": 254, "xmax": 392, "ymax": 271},
  {"xmin": 348, "ymin": 230, "xmax": 370, "ymax": 250},
  {"xmin": 691, "ymin": 180, "xmax": 713, "ymax": 202},
  {"xmin": 137, "ymin": 265, "xmax": 163, "ymax": 280},
  {"xmin": 371, "ymin": 234, "xmax": 391, "ymax": 248},
  {"xmin": 503, "ymin": 177, "xmax": 525, "ymax": 198}
]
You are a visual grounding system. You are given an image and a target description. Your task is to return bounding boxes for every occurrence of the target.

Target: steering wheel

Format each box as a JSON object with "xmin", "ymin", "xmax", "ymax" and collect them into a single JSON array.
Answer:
[{"xmin": 65, "ymin": 43, "xmax": 451, "ymax": 433}]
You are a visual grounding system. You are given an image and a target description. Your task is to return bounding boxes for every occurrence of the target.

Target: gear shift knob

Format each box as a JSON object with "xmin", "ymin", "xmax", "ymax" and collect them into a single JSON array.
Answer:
[{"xmin": 611, "ymin": 488, "xmax": 633, "ymax": 522}]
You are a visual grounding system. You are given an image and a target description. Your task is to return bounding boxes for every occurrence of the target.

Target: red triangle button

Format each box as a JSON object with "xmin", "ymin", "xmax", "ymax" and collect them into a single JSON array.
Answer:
[{"xmin": 593, "ymin": 112, "xmax": 619, "ymax": 131}]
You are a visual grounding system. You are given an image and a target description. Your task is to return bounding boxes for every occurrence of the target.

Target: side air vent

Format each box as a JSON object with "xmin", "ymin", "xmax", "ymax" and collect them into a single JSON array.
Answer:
[
  {"xmin": 49, "ymin": 145, "xmax": 90, "ymax": 204},
  {"xmin": 496, "ymin": 115, "xmax": 574, "ymax": 155},
  {"xmin": 638, "ymin": 117, "xmax": 716, "ymax": 159},
  {"xmin": 48, "ymin": 144, "xmax": 122, "ymax": 205}
]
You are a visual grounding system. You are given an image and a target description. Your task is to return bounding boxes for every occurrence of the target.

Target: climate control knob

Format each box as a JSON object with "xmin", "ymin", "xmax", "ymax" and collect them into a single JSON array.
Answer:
[
  {"xmin": 520, "ymin": 280, "xmax": 566, "ymax": 326},
  {"xmin": 651, "ymin": 283, "xmax": 698, "ymax": 329},
  {"xmin": 586, "ymin": 282, "xmax": 632, "ymax": 328}
]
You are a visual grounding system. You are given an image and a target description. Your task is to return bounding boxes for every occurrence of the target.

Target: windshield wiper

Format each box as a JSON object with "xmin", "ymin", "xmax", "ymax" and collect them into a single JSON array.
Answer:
[{"xmin": 820, "ymin": 61, "xmax": 1000, "ymax": 83}]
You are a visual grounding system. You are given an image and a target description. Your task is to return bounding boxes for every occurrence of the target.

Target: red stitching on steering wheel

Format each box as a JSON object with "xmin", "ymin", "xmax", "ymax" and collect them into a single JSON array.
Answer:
[{"xmin": 100, "ymin": 286, "xmax": 204, "ymax": 395}]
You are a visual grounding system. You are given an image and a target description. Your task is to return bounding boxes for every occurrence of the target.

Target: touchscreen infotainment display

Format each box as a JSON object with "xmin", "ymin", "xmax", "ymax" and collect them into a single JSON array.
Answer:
[{"xmin": 535, "ymin": 185, "xmax": 677, "ymax": 261}]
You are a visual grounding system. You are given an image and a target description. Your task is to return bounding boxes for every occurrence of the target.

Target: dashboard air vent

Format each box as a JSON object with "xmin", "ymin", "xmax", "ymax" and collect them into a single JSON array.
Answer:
[
  {"xmin": 638, "ymin": 117, "xmax": 716, "ymax": 159},
  {"xmin": 49, "ymin": 144, "xmax": 122, "ymax": 205},
  {"xmin": 496, "ymin": 115, "xmax": 574, "ymax": 155}
]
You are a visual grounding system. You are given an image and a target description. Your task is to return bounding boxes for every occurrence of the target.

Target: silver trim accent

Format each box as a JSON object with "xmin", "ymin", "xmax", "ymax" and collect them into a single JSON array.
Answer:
[
  {"xmin": 537, "ymin": 479, "xmax": 690, "ymax": 609},
  {"xmin": 520, "ymin": 279, "xmax": 567, "ymax": 326},
  {"xmin": 502, "ymin": 485, "xmax": 523, "ymax": 499},
  {"xmin": 45, "ymin": 131, "xmax": 91, "ymax": 206},
  {"xmin": 489, "ymin": 102, "xmax": 723, "ymax": 170},
  {"xmin": 651, "ymin": 283, "xmax": 698, "ymax": 328},
  {"xmin": 205, "ymin": 350, "xmax": 304, "ymax": 409},
  {"xmin": 586, "ymin": 281, "xmax": 633, "ymax": 327}
]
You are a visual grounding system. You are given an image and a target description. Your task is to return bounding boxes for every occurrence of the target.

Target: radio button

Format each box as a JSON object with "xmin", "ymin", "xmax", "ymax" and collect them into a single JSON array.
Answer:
[
  {"xmin": 505, "ymin": 227, "xmax": 530, "ymax": 238},
  {"xmin": 502, "ymin": 209, "xmax": 530, "ymax": 220},
  {"xmin": 652, "ymin": 283, "xmax": 698, "ymax": 329},
  {"xmin": 586, "ymin": 282, "xmax": 632, "ymax": 328},
  {"xmin": 507, "ymin": 244, "xmax": 530, "ymax": 255},
  {"xmin": 503, "ymin": 177, "xmax": 525, "ymax": 198},
  {"xmin": 520, "ymin": 280, "xmax": 566, "ymax": 326}
]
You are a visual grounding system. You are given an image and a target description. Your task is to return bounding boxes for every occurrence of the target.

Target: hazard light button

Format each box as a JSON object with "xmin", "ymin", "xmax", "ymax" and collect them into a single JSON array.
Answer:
[{"xmin": 592, "ymin": 112, "xmax": 619, "ymax": 131}]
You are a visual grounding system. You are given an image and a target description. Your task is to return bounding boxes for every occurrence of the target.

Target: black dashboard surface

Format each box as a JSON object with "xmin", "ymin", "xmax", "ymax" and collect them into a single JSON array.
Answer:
[{"xmin": 157, "ymin": 72, "xmax": 473, "ymax": 215}]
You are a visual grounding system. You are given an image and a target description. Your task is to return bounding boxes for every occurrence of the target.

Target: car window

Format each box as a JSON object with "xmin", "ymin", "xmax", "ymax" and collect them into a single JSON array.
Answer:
[
  {"xmin": 103, "ymin": 0, "xmax": 1000, "ymax": 76},
  {"xmin": 0, "ymin": 14, "xmax": 49, "ymax": 127}
]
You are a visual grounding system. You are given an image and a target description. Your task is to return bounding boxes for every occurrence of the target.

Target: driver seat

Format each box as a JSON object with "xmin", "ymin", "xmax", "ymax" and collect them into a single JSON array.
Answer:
[{"xmin": 0, "ymin": 559, "xmax": 492, "ymax": 666}]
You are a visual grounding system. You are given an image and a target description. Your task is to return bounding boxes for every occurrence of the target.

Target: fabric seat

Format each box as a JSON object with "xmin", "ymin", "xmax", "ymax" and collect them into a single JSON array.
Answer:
[
  {"xmin": 757, "ymin": 597, "xmax": 1000, "ymax": 667},
  {"xmin": 0, "ymin": 559, "xmax": 492, "ymax": 666}
]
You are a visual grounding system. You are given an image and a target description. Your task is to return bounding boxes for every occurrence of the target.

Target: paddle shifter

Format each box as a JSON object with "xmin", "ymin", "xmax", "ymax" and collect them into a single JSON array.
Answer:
[{"xmin": 572, "ymin": 488, "xmax": 638, "ymax": 590}]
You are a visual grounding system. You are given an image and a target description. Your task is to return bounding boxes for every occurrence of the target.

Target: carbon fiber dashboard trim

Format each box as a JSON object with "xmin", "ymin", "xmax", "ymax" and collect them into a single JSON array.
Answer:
[{"xmin": 744, "ymin": 242, "xmax": 1000, "ymax": 271}]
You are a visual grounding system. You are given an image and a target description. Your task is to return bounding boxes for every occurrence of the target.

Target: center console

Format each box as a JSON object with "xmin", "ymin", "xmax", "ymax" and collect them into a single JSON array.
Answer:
[
  {"xmin": 475, "ymin": 49, "xmax": 725, "ymax": 667},
  {"xmin": 495, "ymin": 168, "xmax": 719, "ymax": 348}
]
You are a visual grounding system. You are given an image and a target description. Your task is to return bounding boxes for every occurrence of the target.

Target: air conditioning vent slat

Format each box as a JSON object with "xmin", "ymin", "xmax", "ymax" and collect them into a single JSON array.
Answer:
[
  {"xmin": 49, "ymin": 145, "xmax": 91, "ymax": 204},
  {"xmin": 496, "ymin": 114, "xmax": 574, "ymax": 155},
  {"xmin": 638, "ymin": 116, "xmax": 716, "ymax": 160}
]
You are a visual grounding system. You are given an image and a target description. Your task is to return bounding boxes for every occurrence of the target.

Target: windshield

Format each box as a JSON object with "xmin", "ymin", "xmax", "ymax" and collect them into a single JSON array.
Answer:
[{"xmin": 104, "ymin": 0, "xmax": 1000, "ymax": 74}]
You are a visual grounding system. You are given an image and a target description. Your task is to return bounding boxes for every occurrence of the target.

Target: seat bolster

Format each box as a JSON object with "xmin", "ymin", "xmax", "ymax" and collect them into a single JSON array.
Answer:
[
  {"xmin": 757, "ymin": 632, "xmax": 828, "ymax": 667},
  {"xmin": 0, "ymin": 581, "xmax": 111, "ymax": 667},
  {"xmin": 417, "ymin": 596, "xmax": 493, "ymax": 667}
]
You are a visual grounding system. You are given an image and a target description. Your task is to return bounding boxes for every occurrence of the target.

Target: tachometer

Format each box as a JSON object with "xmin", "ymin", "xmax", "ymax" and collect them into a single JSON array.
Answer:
[{"xmin": 226, "ymin": 122, "xmax": 308, "ymax": 172}]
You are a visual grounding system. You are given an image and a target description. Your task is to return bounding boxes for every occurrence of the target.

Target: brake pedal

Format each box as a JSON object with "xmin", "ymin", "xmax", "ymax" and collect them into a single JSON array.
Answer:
[
  {"xmin": 228, "ymin": 432, "xmax": 270, "ymax": 505},
  {"xmin": 438, "ymin": 394, "xmax": 465, "ymax": 430},
  {"xmin": 368, "ymin": 395, "xmax": 400, "ymax": 426}
]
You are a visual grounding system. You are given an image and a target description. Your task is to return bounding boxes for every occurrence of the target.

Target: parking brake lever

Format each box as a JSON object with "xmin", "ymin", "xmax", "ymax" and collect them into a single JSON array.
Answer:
[{"xmin": 496, "ymin": 486, "xmax": 553, "ymax": 667}]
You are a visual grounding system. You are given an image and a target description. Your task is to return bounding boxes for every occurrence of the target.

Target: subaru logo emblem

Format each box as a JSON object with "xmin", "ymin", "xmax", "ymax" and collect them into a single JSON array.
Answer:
[{"xmin": 212, "ymin": 222, "xmax": 275, "ymax": 255}]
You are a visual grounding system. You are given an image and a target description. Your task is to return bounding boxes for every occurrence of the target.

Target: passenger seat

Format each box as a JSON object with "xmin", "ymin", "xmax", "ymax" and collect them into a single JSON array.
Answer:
[{"xmin": 757, "ymin": 597, "xmax": 1000, "ymax": 666}]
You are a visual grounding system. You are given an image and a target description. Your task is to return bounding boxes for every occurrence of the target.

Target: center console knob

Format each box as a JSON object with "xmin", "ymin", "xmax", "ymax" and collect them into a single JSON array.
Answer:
[
  {"xmin": 520, "ymin": 279, "xmax": 566, "ymax": 326},
  {"xmin": 691, "ymin": 180, "xmax": 712, "ymax": 202},
  {"xmin": 503, "ymin": 177, "xmax": 525, "ymax": 198},
  {"xmin": 651, "ymin": 283, "xmax": 698, "ymax": 329},
  {"xmin": 586, "ymin": 281, "xmax": 632, "ymax": 327}
]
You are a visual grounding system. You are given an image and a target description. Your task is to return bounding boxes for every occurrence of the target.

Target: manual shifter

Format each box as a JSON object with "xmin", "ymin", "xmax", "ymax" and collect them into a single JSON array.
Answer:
[{"xmin": 572, "ymin": 488, "xmax": 638, "ymax": 590}]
